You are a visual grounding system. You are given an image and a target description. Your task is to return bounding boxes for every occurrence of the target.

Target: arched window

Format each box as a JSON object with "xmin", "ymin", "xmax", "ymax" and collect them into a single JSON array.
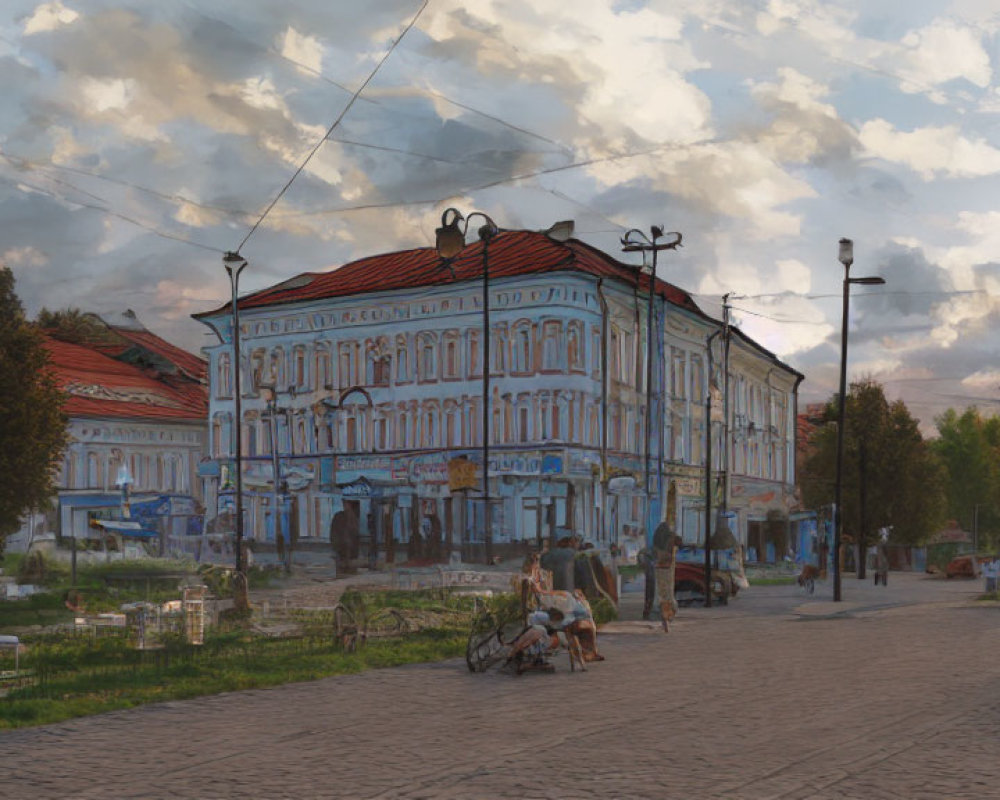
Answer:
[
  {"xmin": 567, "ymin": 321, "xmax": 585, "ymax": 373},
  {"xmin": 491, "ymin": 323, "xmax": 508, "ymax": 376},
  {"xmin": 398, "ymin": 408, "xmax": 409, "ymax": 449},
  {"xmin": 444, "ymin": 401, "xmax": 458, "ymax": 447},
  {"xmin": 270, "ymin": 347, "xmax": 285, "ymax": 389},
  {"xmin": 467, "ymin": 329, "xmax": 481, "ymax": 378},
  {"xmin": 423, "ymin": 403, "xmax": 439, "ymax": 447},
  {"xmin": 442, "ymin": 330, "xmax": 461, "ymax": 379},
  {"xmin": 292, "ymin": 345, "xmax": 307, "ymax": 390},
  {"xmin": 338, "ymin": 342, "xmax": 357, "ymax": 387},
  {"xmin": 417, "ymin": 333, "xmax": 437, "ymax": 382},
  {"xmin": 314, "ymin": 344, "xmax": 333, "ymax": 391},
  {"xmin": 217, "ymin": 352, "xmax": 232, "ymax": 398},
  {"xmin": 541, "ymin": 320, "xmax": 562, "ymax": 371},
  {"xmin": 511, "ymin": 321, "xmax": 533, "ymax": 374},
  {"xmin": 87, "ymin": 452, "xmax": 101, "ymax": 489},
  {"xmin": 395, "ymin": 335, "xmax": 411, "ymax": 383},
  {"xmin": 250, "ymin": 350, "xmax": 266, "ymax": 394},
  {"xmin": 374, "ymin": 405, "xmax": 390, "ymax": 450}
]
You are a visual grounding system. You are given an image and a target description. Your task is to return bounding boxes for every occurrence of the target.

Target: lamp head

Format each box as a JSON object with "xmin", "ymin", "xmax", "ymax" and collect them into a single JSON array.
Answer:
[
  {"xmin": 223, "ymin": 251, "xmax": 247, "ymax": 273},
  {"xmin": 851, "ymin": 276, "xmax": 885, "ymax": 286},
  {"xmin": 435, "ymin": 208, "xmax": 466, "ymax": 259},
  {"xmin": 838, "ymin": 238, "xmax": 854, "ymax": 267}
]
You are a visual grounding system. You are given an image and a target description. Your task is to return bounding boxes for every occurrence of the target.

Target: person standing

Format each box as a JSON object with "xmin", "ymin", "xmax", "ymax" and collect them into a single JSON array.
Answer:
[
  {"xmin": 652, "ymin": 521, "xmax": 679, "ymax": 632},
  {"xmin": 540, "ymin": 536, "xmax": 577, "ymax": 592}
]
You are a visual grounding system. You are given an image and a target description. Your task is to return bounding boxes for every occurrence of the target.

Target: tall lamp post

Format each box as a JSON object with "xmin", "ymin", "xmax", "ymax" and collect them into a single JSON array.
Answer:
[
  {"xmin": 260, "ymin": 384, "xmax": 290, "ymax": 573},
  {"xmin": 436, "ymin": 208, "xmax": 499, "ymax": 565},
  {"xmin": 620, "ymin": 227, "xmax": 682, "ymax": 546},
  {"xmin": 833, "ymin": 238, "xmax": 885, "ymax": 602},
  {"xmin": 223, "ymin": 251, "xmax": 250, "ymax": 612}
]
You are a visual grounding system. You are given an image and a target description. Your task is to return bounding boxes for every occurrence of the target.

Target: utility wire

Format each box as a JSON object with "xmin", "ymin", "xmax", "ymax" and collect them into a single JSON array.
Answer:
[
  {"xmin": 0, "ymin": 171, "xmax": 224, "ymax": 254},
  {"xmin": 236, "ymin": 0, "xmax": 429, "ymax": 252}
]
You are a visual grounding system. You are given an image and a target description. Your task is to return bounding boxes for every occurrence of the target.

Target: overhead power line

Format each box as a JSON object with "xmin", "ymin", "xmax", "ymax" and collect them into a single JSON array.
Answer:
[{"xmin": 236, "ymin": 0, "xmax": 429, "ymax": 252}]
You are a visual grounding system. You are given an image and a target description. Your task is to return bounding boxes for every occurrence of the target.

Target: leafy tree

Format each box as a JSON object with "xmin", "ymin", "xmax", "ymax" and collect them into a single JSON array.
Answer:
[
  {"xmin": 931, "ymin": 408, "xmax": 1000, "ymax": 550},
  {"xmin": 0, "ymin": 268, "xmax": 68, "ymax": 547},
  {"xmin": 800, "ymin": 378, "xmax": 946, "ymax": 576},
  {"xmin": 36, "ymin": 307, "xmax": 120, "ymax": 345}
]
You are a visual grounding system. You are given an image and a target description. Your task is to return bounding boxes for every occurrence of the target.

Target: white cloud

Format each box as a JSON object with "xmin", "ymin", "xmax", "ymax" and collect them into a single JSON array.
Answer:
[
  {"xmin": 23, "ymin": 1, "xmax": 78, "ymax": 35},
  {"xmin": 279, "ymin": 27, "xmax": 324, "ymax": 75},
  {"xmin": 896, "ymin": 18, "xmax": 991, "ymax": 92},
  {"xmin": 2, "ymin": 246, "xmax": 48, "ymax": 267},
  {"xmin": 962, "ymin": 368, "xmax": 1000, "ymax": 389},
  {"xmin": 859, "ymin": 119, "xmax": 1000, "ymax": 180},
  {"xmin": 80, "ymin": 77, "xmax": 135, "ymax": 112}
]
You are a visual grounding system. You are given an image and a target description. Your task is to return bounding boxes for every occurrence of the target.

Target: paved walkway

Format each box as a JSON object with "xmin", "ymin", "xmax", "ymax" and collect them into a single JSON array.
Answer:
[{"xmin": 2, "ymin": 573, "xmax": 998, "ymax": 799}]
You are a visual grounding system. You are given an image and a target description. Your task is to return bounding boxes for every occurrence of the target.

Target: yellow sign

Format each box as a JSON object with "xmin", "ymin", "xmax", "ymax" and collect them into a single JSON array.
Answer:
[{"xmin": 448, "ymin": 458, "xmax": 478, "ymax": 491}]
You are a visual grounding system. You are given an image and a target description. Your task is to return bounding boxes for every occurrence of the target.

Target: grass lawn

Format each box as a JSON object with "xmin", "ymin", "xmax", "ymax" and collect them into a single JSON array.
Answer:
[{"xmin": 0, "ymin": 586, "xmax": 486, "ymax": 729}]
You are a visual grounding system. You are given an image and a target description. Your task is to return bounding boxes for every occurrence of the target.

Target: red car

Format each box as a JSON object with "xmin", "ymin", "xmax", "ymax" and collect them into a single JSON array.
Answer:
[
  {"xmin": 673, "ymin": 561, "xmax": 734, "ymax": 606},
  {"xmin": 945, "ymin": 555, "xmax": 977, "ymax": 578}
]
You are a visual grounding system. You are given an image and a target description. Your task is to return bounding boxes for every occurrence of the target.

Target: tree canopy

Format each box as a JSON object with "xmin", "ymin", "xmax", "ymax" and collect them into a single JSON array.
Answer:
[
  {"xmin": 0, "ymin": 268, "xmax": 68, "ymax": 545},
  {"xmin": 800, "ymin": 379, "xmax": 946, "ymax": 557},
  {"xmin": 931, "ymin": 407, "xmax": 1000, "ymax": 550}
]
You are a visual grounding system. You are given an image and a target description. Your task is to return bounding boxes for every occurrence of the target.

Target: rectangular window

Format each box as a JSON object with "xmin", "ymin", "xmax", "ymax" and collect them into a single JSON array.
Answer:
[{"xmin": 671, "ymin": 349, "xmax": 686, "ymax": 399}]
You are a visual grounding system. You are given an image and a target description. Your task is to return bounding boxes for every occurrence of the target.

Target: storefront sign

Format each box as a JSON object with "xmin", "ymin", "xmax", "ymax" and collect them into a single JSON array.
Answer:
[
  {"xmin": 448, "ymin": 457, "xmax": 478, "ymax": 491},
  {"xmin": 408, "ymin": 453, "xmax": 450, "ymax": 484},
  {"xmin": 541, "ymin": 454, "xmax": 563, "ymax": 475},
  {"xmin": 673, "ymin": 477, "xmax": 702, "ymax": 496},
  {"xmin": 340, "ymin": 477, "xmax": 378, "ymax": 498}
]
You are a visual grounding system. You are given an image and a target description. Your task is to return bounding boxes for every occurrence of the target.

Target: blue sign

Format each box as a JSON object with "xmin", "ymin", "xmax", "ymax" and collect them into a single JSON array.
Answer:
[{"xmin": 541, "ymin": 455, "xmax": 563, "ymax": 475}]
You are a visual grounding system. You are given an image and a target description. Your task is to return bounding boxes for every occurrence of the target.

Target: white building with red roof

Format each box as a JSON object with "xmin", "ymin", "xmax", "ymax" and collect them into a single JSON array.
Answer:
[
  {"xmin": 195, "ymin": 225, "xmax": 802, "ymax": 565},
  {"xmin": 23, "ymin": 312, "xmax": 209, "ymax": 553}
]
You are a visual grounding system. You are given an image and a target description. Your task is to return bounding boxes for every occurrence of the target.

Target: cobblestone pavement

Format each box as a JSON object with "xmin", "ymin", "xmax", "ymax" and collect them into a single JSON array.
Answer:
[{"xmin": 2, "ymin": 573, "xmax": 998, "ymax": 799}]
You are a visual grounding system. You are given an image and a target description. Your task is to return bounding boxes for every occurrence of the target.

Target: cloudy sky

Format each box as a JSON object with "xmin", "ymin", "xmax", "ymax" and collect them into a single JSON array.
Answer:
[{"xmin": 2, "ymin": 0, "xmax": 999, "ymax": 430}]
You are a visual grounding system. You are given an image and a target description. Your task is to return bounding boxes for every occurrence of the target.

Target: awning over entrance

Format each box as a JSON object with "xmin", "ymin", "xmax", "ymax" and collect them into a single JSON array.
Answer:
[{"xmin": 94, "ymin": 520, "xmax": 158, "ymax": 538}]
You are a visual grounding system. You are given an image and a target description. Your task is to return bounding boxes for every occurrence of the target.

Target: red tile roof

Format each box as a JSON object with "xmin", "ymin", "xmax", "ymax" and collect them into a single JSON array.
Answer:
[
  {"xmin": 106, "ymin": 327, "xmax": 207, "ymax": 382},
  {"xmin": 42, "ymin": 336, "xmax": 207, "ymax": 422},
  {"xmin": 194, "ymin": 231, "xmax": 703, "ymax": 317}
]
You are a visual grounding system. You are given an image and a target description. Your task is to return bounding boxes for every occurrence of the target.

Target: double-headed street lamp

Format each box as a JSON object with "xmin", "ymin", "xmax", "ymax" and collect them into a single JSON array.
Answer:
[
  {"xmin": 833, "ymin": 238, "xmax": 885, "ymax": 602},
  {"xmin": 435, "ymin": 208, "xmax": 499, "ymax": 565},
  {"xmin": 620, "ymin": 227, "xmax": 682, "ymax": 542},
  {"xmin": 223, "ymin": 251, "xmax": 250, "ymax": 612}
]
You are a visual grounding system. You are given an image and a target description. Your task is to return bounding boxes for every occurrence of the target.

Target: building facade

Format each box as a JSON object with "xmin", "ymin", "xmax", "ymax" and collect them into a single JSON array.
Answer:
[
  {"xmin": 14, "ymin": 313, "xmax": 210, "ymax": 554},
  {"xmin": 195, "ymin": 229, "xmax": 802, "ymax": 564}
]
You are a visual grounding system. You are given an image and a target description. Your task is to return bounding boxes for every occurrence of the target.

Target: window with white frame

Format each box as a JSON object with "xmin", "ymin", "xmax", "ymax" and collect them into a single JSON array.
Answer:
[
  {"xmin": 374, "ymin": 407, "xmax": 389, "ymax": 451},
  {"xmin": 568, "ymin": 321, "xmax": 585, "ymax": 373},
  {"xmin": 511, "ymin": 321, "xmax": 532, "ymax": 374},
  {"xmin": 442, "ymin": 330, "xmax": 461, "ymax": 379},
  {"xmin": 338, "ymin": 342, "xmax": 357, "ymax": 388},
  {"xmin": 292, "ymin": 345, "xmax": 307, "ymax": 390},
  {"xmin": 418, "ymin": 333, "xmax": 437, "ymax": 382},
  {"xmin": 541, "ymin": 320, "xmax": 561, "ymax": 371},
  {"xmin": 270, "ymin": 348, "xmax": 285, "ymax": 390},
  {"xmin": 315, "ymin": 344, "xmax": 333, "ymax": 390},
  {"xmin": 610, "ymin": 327, "xmax": 621, "ymax": 382},
  {"xmin": 467, "ymin": 329, "xmax": 481, "ymax": 378},
  {"xmin": 492, "ymin": 323, "xmax": 508, "ymax": 376},
  {"xmin": 395, "ymin": 335, "xmax": 410, "ymax": 383},
  {"xmin": 217, "ymin": 353, "xmax": 232, "ymax": 398},
  {"xmin": 671, "ymin": 348, "xmax": 686, "ymax": 399},
  {"xmin": 444, "ymin": 402, "xmax": 458, "ymax": 446}
]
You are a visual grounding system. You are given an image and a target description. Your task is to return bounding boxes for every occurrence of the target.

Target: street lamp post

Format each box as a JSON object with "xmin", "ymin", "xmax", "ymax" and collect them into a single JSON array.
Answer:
[
  {"xmin": 260, "ymin": 385, "xmax": 290, "ymax": 573},
  {"xmin": 833, "ymin": 238, "xmax": 885, "ymax": 602},
  {"xmin": 436, "ymin": 208, "xmax": 499, "ymax": 565},
  {"xmin": 621, "ymin": 227, "xmax": 682, "ymax": 547},
  {"xmin": 223, "ymin": 251, "xmax": 250, "ymax": 612}
]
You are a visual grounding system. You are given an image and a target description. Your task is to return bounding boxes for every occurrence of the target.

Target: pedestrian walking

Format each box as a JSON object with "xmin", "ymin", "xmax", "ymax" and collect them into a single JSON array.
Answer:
[{"xmin": 652, "ymin": 521, "xmax": 679, "ymax": 632}]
